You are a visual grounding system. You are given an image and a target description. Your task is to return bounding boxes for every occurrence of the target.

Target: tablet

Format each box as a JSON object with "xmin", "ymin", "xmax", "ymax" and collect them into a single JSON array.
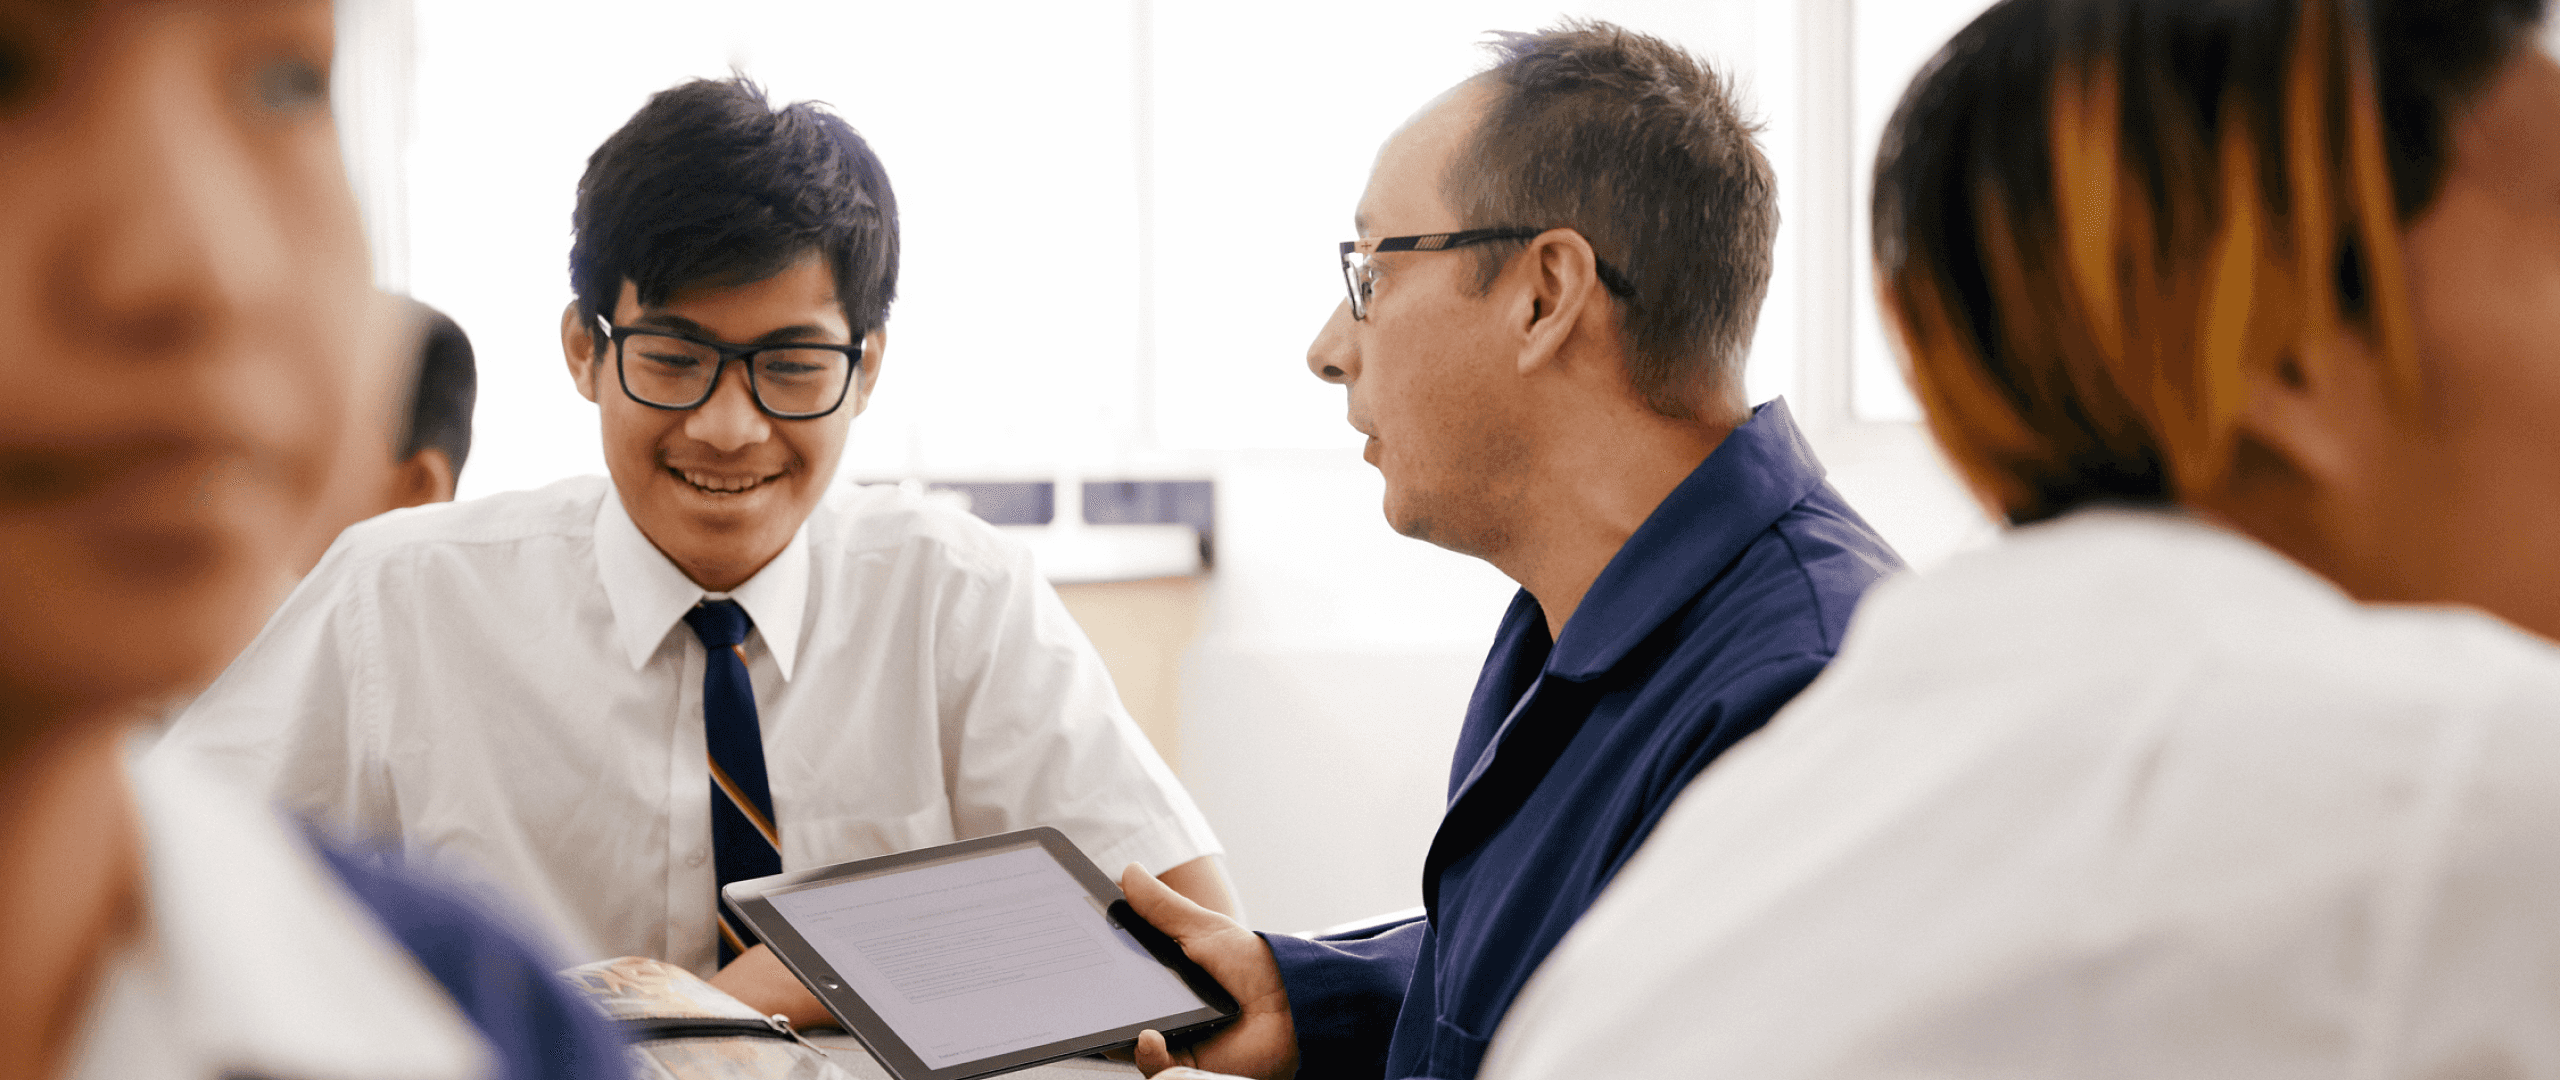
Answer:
[{"xmin": 721, "ymin": 828, "xmax": 1239, "ymax": 1080}]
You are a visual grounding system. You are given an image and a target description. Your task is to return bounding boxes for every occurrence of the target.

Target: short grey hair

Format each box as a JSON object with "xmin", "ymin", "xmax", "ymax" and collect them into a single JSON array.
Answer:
[{"xmin": 1446, "ymin": 19, "xmax": 1778, "ymax": 418}]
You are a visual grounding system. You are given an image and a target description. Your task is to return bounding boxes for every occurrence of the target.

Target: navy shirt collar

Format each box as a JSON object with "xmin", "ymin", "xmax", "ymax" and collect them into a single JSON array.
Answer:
[{"xmin": 1544, "ymin": 397, "xmax": 1825, "ymax": 681}]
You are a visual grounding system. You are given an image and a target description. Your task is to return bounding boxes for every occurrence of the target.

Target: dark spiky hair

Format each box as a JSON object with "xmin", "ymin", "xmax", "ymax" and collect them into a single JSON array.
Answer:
[{"xmin": 568, "ymin": 76, "xmax": 899, "ymax": 348}]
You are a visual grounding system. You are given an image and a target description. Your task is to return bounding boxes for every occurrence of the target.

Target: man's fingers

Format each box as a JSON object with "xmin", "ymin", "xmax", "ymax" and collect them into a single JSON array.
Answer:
[
  {"xmin": 1134, "ymin": 1028, "xmax": 1201, "ymax": 1076},
  {"xmin": 1123, "ymin": 862, "xmax": 1229, "ymax": 941},
  {"xmin": 1134, "ymin": 1028, "xmax": 1171, "ymax": 1074}
]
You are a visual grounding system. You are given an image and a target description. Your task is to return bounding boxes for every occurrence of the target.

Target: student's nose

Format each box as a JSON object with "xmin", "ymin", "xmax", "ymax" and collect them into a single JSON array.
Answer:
[
  {"xmin": 1307, "ymin": 301, "xmax": 1359, "ymax": 385},
  {"xmin": 56, "ymin": 29, "xmax": 295, "ymax": 363},
  {"xmin": 685, "ymin": 361, "xmax": 774, "ymax": 452}
]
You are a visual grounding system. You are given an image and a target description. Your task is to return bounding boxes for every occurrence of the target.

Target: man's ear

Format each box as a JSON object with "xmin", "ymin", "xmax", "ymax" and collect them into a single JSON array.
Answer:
[
  {"xmin": 385, "ymin": 448, "xmax": 457, "ymax": 511},
  {"xmin": 561, "ymin": 299, "xmax": 600, "ymax": 403},
  {"xmin": 1511, "ymin": 228, "xmax": 1612, "ymax": 378},
  {"xmin": 848, "ymin": 329, "xmax": 888, "ymax": 417}
]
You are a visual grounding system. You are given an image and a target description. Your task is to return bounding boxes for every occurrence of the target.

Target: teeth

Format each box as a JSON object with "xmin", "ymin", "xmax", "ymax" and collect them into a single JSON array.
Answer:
[{"xmin": 673, "ymin": 468, "xmax": 772, "ymax": 493}]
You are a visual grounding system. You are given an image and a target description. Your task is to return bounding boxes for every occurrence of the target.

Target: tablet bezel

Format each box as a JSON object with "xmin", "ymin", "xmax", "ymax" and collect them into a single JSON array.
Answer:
[{"xmin": 722, "ymin": 827, "xmax": 1238, "ymax": 1080}]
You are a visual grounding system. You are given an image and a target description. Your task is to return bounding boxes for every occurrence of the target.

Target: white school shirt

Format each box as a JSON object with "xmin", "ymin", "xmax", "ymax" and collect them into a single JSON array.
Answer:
[
  {"xmin": 65, "ymin": 751, "xmax": 493, "ymax": 1080},
  {"xmin": 1484, "ymin": 509, "xmax": 2560, "ymax": 1080},
  {"xmin": 155, "ymin": 475, "xmax": 1221, "ymax": 977}
]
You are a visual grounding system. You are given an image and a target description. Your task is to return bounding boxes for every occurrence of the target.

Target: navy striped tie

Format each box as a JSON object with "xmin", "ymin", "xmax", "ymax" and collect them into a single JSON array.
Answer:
[{"xmin": 683, "ymin": 599, "xmax": 780, "ymax": 966}]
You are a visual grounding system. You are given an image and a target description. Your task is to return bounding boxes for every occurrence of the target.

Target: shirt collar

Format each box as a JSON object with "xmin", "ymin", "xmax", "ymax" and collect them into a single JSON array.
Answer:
[
  {"xmin": 1546, "ymin": 396, "xmax": 1828, "ymax": 681},
  {"xmin": 121, "ymin": 753, "xmax": 493, "ymax": 1080},
  {"xmin": 593, "ymin": 484, "xmax": 811, "ymax": 680}
]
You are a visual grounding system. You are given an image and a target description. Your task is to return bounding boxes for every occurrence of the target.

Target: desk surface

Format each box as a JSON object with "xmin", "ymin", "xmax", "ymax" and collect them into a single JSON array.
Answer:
[{"xmin": 804, "ymin": 1034, "xmax": 1140, "ymax": 1080}]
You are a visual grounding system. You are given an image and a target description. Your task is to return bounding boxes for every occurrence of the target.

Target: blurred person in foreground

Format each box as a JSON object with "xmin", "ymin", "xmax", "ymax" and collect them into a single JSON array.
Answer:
[
  {"xmin": 156, "ymin": 74, "xmax": 1235, "ymax": 1029},
  {"xmin": 134, "ymin": 298, "xmax": 472, "ymax": 732},
  {"xmin": 1117, "ymin": 20, "xmax": 1901, "ymax": 1080},
  {"xmin": 1483, "ymin": 1, "xmax": 2560, "ymax": 1076},
  {"xmin": 0, "ymin": 2, "xmax": 621, "ymax": 1078}
]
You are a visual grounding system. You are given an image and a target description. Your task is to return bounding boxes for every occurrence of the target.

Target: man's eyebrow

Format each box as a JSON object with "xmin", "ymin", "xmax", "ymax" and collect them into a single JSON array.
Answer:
[
  {"xmin": 633, "ymin": 313, "xmax": 843, "ymax": 345},
  {"xmin": 1353, "ymin": 211, "xmax": 1370, "ymax": 237}
]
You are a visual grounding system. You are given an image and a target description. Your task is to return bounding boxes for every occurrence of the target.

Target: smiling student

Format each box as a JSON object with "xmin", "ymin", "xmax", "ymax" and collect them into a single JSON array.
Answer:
[{"xmin": 155, "ymin": 76, "xmax": 1234, "ymax": 1028}]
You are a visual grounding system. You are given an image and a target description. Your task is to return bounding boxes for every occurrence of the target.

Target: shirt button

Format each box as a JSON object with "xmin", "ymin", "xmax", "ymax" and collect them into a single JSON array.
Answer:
[{"xmin": 687, "ymin": 849, "xmax": 708, "ymax": 867}]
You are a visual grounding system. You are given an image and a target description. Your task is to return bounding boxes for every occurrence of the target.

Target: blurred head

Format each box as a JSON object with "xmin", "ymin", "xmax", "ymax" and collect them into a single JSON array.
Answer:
[
  {"xmin": 397, "ymin": 300, "xmax": 474, "ymax": 497},
  {"xmin": 0, "ymin": 0, "xmax": 404, "ymax": 729},
  {"xmin": 562, "ymin": 77, "xmax": 896, "ymax": 591},
  {"xmin": 285, "ymin": 298, "xmax": 473, "ymax": 578},
  {"xmin": 1876, "ymin": 0, "xmax": 2560, "ymax": 636},
  {"xmin": 1307, "ymin": 20, "xmax": 1775, "ymax": 553}
]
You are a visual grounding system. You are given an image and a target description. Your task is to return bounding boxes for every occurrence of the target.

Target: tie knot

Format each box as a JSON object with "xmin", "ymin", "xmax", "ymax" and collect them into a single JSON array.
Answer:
[{"xmin": 683, "ymin": 599, "xmax": 752, "ymax": 650}]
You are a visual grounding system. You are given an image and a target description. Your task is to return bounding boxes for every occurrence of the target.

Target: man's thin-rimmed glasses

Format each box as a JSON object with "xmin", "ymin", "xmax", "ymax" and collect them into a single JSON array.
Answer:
[
  {"xmin": 597, "ymin": 317, "xmax": 863, "ymax": 420},
  {"xmin": 1338, "ymin": 227, "xmax": 1637, "ymax": 320}
]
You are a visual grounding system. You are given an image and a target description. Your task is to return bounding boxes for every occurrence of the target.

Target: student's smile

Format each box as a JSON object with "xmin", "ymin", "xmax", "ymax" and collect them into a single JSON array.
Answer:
[
  {"xmin": 663, "ymin": 459, "xmax": 792, "ymax": 497},
  {"xmin": 573, "ymin": 255, "xmax": 883, "ymax": 592}
]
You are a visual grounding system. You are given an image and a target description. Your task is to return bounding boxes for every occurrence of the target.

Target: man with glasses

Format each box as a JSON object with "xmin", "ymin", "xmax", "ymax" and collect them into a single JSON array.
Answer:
[
  {"xmin": 157, "ymin": 76, "xmax": 1235, "ymax": 1028},
  {"xmin": 1116, "ymin": 21, "xmax": 1900, "ymax": 1080}
]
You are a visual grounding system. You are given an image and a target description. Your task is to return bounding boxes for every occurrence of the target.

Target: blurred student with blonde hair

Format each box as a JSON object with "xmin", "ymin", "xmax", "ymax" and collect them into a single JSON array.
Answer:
[{"xmin": 1477, "ymin": 0, "xmax": 2560, "ymax": 1076}]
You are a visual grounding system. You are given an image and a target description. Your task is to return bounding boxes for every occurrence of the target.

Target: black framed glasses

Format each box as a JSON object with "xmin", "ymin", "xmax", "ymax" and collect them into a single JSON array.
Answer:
[
  {"xmin": 597, "ymin": 317, "xmax": 863, "ymax": 420},
  {"xmin": 1338, "ymin": 227, "xmax": 1637, "ymax": 320}
]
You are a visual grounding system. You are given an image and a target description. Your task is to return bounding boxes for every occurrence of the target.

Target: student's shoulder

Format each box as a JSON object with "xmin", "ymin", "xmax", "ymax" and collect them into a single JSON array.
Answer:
[
  {"xmin": 321, "ymin": 476, "xmax": 611, "ymax": 572},
  {"xmin": 2092, "ymin": 538, "xmax": 2560, "ymax": 783},
  {"xmin": 2327, "ymin": 605, "xmax": 2560, "ymax": 729},
  {"xmin": 803, "ymin": 481, "xmax": 1036, "ymax": 585}
]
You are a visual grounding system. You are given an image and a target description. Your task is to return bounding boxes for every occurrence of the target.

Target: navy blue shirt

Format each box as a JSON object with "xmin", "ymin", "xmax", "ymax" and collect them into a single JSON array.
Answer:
[
  {"xmin": 1262, "ymin": 399, "xmax": 1901, "ymax": 1080},
  {"xmin": 314, "ymin": 839, "xmax": 631, "ymax": 1080}
]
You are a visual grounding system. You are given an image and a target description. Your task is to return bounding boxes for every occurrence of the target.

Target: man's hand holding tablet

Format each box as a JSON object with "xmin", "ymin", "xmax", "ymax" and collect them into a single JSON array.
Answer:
[
  {"xmin": 1116, "ymin": 868, "xmax": 1299, "ymax": 1080},
  {"xmin": 721, "ymin": 829, "xmax": 1241, "ymax": 1080}
]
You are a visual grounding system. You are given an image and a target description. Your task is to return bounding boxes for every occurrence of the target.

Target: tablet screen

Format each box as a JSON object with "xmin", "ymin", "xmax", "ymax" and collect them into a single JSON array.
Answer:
[{"xmin": 762, "ymin": 840, "xmax": 1212, "ymax": 1070}]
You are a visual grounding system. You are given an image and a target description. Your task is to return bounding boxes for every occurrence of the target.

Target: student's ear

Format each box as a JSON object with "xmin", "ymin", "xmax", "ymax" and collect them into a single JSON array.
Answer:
[
  {"xmin": 385, "ymin": 448, "xmax": 457, "ymax": 511},
  {"xmin": 561, "ymin": 299, "xmax": 601, "ymax": 403},
  {"xmin": 2223, "ymin": 330, "xmax": 2398, "ymax": 495},
  {"xmin": 848, "ymin": 329, "xmax": 888, "ymax": 418}
]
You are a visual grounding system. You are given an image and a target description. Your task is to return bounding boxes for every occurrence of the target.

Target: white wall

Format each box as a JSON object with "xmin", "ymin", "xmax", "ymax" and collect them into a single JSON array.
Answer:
[
  {"xmin": 405, "ymin": 0, "xmax": 1801, "ymax": 494},
  {"xmin": 405, "ymin": 0, "xmax": 1165, "ymax": 495}
]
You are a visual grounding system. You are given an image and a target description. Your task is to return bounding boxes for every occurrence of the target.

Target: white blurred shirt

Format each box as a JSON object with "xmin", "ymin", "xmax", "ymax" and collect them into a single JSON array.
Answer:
[
  {"xmin": 66, "ymin": 752, "xmax": 491, "ymax": 1080},
  {"xmin": 1485, "ymin": 509, "xmax": 2560, "ymax": 1080},
  {"xmin": 154, "ymin": 475, "xmax": 1219, "ymax": 976}
]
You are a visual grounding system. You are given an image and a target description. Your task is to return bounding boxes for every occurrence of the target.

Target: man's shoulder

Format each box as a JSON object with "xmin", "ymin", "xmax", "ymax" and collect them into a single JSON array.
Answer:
[
  {"xmin": 1694, "ymin": 481, "xmax": 1905, "ymax": 662},
  {"xmin": 1764, "ymin": 481, "xmax": 1905, "ymax": 591},
  {"xmin": 804, "ymin": 481, "xmax": 1035, "ymax": 584}
]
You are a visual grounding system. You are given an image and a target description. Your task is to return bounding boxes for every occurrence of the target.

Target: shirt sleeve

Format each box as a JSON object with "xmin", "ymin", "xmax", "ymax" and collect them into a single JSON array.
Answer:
[
  {"xmin": 149, "ymin": 542, "xmax": 401, "ymax": 843},
  {"xmin": 1264, "ymin": 921, "xmax": 1428, "ymax": 1080},
  {"xmin": 935, "ymin": 543, "xmax": 1222, "ymax": 876}
]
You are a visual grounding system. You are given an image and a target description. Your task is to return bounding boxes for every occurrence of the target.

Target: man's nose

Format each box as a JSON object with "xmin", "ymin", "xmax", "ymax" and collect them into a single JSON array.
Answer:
[
  {"xmin": 684, "ymin": 362, "xmax": 773, "ymax": 452},
  {"xmin": 1307, "ymin": 300, "xmax": 1358, "ymax": 384}
]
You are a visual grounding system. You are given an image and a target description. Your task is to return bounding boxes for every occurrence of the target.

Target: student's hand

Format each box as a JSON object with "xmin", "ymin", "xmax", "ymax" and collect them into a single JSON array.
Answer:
[
  {"xmin": 1121, "ymin": 863, "xmax": 1299, "ymax": 1080},
  {"xmin": 707, "ymin": 944, "xmax": 835, "ymax": 1031}
]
